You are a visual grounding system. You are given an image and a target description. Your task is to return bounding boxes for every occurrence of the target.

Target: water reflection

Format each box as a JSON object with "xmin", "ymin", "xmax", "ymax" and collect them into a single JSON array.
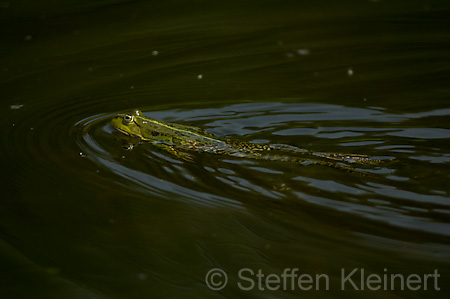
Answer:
[
  {"xmin": 71, "ymin": 102, "xmax": 450, "ymax": 245},
  {"xmin": 2, "ymin": 0, "xmax": 450, "ymax": 297}
]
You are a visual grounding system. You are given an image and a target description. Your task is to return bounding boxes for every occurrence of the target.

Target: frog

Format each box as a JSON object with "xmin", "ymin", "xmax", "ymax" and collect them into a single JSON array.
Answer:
[{"xmin": 111, "ymin": 110, "xmax": 384, "ymax": 173}]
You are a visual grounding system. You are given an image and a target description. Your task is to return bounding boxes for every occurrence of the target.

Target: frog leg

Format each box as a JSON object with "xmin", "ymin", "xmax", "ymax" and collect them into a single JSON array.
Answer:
[
  {"xmin": 312, "ymin": 152, "xmax": 382, "ymax": 164},
  {"xmin": 152, "ymin": 143, "xmax": 195, "ymax": 162},
  {"xmin": 266, "ymin": 144, "xmax": 382, "ymax": 164},
  {"xmin": 236, "ymin": 151, "xmax": 373, "ymax": 176},
  {"xmin": 286, "ymin": 155, "xmax": 374, "ymax": 176},
  {"xmin": 112, "ymin": 131, "xmax": 140, "ymax": 150},
  {"xmin": 312, "ymin": 160, "xmax": 375, "ymax": 176}
]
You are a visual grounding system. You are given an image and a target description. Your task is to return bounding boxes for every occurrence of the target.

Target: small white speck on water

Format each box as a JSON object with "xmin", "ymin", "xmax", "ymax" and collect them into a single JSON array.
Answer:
[
  {"xmin": 137, "ymin": 273, "xmax": 148, "ymax": 281},
  {"xmin": 130, "ymin": 85, "xmax": 134, "ymax": 89},
  {"xmin": 197, "ymin": 74, "xmax": 203, "ymax": 80},
  {"xmin": 30, "ymin": 127, "xmax": 34, "ymax": 130},
  {"xmin": 12, "ymin": 123, "xmax": 15, "ymax": 126},
  {"xmin": 347, "ymin": 68, "xmax": 354, "ymax": 76},
  {"xmin": 10, "ymin": 104, "xmax": 23, "ymax": 110},
  {"xmin": 152, "ymin": 50, "xmax": 158, "ymax": 56},
  {"xmin": 363, "ymin": 98, "xmax": 367, "ymax": 101},
  {"xmin": 79, "ymin": 152, "xmax": 86, "ymax": 157},
  {"xmin": 297, "ymin": 48, "xmax": 310, "ymax": 55}
]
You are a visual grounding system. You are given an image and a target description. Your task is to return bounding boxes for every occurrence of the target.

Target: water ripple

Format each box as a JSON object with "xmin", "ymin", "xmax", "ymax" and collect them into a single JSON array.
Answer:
[{"xmin": 65, "ymin": 103, "xmax": 450, "ymax": 241}]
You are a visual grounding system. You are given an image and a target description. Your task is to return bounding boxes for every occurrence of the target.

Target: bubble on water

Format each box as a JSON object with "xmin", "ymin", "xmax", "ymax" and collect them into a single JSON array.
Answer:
[
  {"xmin": 297, "ymin": 48, "xmax": 310, "ymax": 55},
  {"xmin": 152, "ymin": 50, "xmax": 159, "ymax": 56},
  {"xmin": 347, "ymin": 68, "xmax": 354, "ymax": 76},
  {"xmin": 197, "ymin": 74, "xmax": 203, "ymax": 80},
  {"xmin": 10, "ymin": 104, "xmax": 23, "ymax": 110}
]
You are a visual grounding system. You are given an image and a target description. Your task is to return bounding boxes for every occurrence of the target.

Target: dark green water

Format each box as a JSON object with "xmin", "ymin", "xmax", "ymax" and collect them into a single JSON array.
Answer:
[{"xmin": 1, "ymin": 0, "xmax": 450, "ymax": 298}]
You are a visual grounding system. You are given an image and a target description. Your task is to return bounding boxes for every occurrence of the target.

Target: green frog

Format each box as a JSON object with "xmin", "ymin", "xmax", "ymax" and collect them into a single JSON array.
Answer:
[{"xmin": 111, "ymin": 110, "xmax": 384, "ymax": 172}]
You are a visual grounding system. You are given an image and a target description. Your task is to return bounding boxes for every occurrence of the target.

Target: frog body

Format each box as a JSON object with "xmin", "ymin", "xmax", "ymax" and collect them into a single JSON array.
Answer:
[{"xmin": 111, "ymin": 110, "xmax": 383, "ymax": 171}]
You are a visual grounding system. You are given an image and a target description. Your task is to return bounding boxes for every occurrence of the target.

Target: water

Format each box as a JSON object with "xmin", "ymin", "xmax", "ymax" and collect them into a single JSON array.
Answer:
[{"xmin": 1, "ymin": 0, "xmax": 450, "ymax": 298}]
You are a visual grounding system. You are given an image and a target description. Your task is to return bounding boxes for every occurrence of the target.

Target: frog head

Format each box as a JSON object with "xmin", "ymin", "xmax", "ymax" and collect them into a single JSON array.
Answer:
[{"xmin": 111, "ymin": 110, "xmax": 144, "ymax": 139}]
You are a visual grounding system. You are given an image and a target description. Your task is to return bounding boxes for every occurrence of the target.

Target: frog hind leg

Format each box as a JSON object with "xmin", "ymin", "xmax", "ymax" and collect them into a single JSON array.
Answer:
[
  {"xmin": 312, "ymin": 152, "xmax": 382, "ymax": 164},
  {"xmin": 243, "ymin": 152, "xmax": 374, "ymax": 176},
  {"xmin": 265, "ymin": 144, "xmax": 383, "ymax": 164},
  {"xmin": 309, "ymin": 160, "xmax": 375, "ymax": 176}
]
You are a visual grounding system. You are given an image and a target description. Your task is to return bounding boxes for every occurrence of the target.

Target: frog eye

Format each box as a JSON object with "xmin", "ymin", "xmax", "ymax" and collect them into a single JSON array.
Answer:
[{"xmin": 123, "ymin": 114, "xmax": 134, "ymax": 124}]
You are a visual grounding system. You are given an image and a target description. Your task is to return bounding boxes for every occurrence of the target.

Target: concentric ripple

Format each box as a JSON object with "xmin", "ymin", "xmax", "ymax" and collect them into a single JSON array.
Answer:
[
  {"xmin": 4, "ymin": 99, "xmax": 449, "ymax": 240},
  {"xmin": 69, "ymin": 102, "xmax": 450, "ymax": 240}
]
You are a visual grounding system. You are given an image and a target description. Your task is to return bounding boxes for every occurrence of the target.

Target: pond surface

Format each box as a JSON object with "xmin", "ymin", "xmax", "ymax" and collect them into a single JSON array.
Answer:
[{"xmin": 1, "ymin": 0, "xmax": 450, "ymax": 298}]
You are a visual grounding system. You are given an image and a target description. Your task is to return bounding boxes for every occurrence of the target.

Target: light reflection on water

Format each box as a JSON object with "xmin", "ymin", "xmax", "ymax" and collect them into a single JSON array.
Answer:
[
  {"xmin": 73, "ymin": 102, "xmax": 449, "ymax": 240},
  {"xmin": 2, "ymin": 0, "xmax": 450, "ymax": 297}
]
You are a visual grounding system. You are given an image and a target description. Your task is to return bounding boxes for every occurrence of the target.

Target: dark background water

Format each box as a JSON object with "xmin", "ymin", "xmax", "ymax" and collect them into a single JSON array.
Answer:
[{"xmin": 1, "ymin": 0, "xmax": 450, "ymax": 298}]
